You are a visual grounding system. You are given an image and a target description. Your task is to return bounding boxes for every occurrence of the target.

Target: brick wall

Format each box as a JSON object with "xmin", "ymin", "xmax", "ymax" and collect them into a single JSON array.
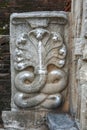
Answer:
[
  {"xmin": 0, "ymin": 0, "xmax": 71, "ymax": 127},
  {"xmin": 0, "ymin": 0, "xmax": 71, "ymax": 35}
]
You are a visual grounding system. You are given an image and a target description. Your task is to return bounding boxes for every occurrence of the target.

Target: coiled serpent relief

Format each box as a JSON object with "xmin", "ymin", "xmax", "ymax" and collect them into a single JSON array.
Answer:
[{"xmin": 13, "ymin": 28, "xmax": 68, "ymax": 109}]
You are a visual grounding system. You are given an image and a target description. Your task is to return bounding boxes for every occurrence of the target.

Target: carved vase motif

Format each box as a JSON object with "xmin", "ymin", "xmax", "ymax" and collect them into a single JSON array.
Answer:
[
  {"xmin": 10, "ymin": 11, "xmax": 68, "ymax": 110},
  {"xmin": 2, "ymin": 11, "xmax": 69, "ymax": 130}
]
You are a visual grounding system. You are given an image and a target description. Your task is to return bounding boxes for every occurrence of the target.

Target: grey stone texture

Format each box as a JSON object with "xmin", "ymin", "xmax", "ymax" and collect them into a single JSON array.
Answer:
[
  {"xmin": 71, "ymin": 0, "xmax": 87, "ymax": 129},
  {"xmin": 2, "ymin": 111, "xmax": 47, "ymax": 130},
  {"xmin": 2, "ymin": 11, "xmax": 69, "ymax": 130},
  {"xmin": 46, "ymin": 113, "xmax": 78, "ymax": 130},
  {"xmin": 2, "ymin": 0, "xmax": 87, "ymax": 129},
  {"xmin": 9, "ymin": 11, "xmax": 68, "ymax": 110}
]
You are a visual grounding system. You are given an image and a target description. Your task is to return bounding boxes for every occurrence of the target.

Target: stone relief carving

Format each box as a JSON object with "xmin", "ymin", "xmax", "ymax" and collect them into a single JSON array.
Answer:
[
  {"xmin": 13, "ymin": 27, "xmax": 68, "ymax": 109},
  {"xmin": 2, "ymin": 11, "xmax": 69, "ymax": 130}
]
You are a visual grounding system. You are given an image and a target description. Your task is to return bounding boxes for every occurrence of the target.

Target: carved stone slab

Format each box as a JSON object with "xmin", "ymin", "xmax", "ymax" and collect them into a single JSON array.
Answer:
[
  {"xmin": 2, "ymin": 11, "xmax": 69, "ymax": 130},
  {"xmin": 9, "ymin": 11, "xmax": 69, "ymax": 110}
]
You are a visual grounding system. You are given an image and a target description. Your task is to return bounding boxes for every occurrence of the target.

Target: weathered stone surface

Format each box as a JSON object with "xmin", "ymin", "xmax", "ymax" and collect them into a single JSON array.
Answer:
[
  {"xmin": 2, "ymin": 111, "xmax": 47, "ymax": 130},
  {"xmin": 80, "ymin": 85, "xmax": 87, "ymax": 130},
  {"xmin": 1, "ymin": 0, "xmax": 87, "ymax": 130},
  {"xmin": 2, "ymin": 11, "xmax": 69, "ymax": 130},
  {"xmin": 46, "ymin": 113, "xmax": 78, "ymax": 130},
  {"xmin": 0, "ymin": 0, "xmax": 71, "ymax": 125},
  {"xmin": 71, "ymin": 0, "xmax": 87, "ymax": 129},
  {"xmin": 9, "ymin": 11, "xmax": 69, "ymax": 110}
]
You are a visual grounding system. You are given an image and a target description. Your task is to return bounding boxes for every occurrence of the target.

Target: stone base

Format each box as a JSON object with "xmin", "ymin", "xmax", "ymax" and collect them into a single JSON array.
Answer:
[
  {"xmin": 2, "ymin": 111, "xmax": 48, "ymax": 130},
  {"xmin": 46, "ymin": 113, "xmax": 79, "ymax": 130},
  {"xmin": 2, "ymin": 112, "xmax": 79, "ymax": 130}
]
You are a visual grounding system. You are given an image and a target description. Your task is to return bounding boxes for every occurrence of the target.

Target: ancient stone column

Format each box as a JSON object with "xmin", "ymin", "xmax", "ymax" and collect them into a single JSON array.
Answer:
[
  {"xmin": 2, "ymin": 11, "xmax": 69, "ymax": 130},
  {"xmin": 71, "ymin": 0, "xmax": 87, "ymax": 129}
]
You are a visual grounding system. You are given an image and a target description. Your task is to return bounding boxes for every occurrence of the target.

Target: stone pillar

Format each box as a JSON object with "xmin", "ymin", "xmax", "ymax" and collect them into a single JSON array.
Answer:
[
  {"xmin": 2, "ymin": 11, "xmax": 69, "ymax": 130},
  {"xmin": 71, "ymin": 0, "xmax": 87, "ymax": 129},
  {"xmin": 70, "ymin": 0, "xmax": 83, "ymax": 118}
]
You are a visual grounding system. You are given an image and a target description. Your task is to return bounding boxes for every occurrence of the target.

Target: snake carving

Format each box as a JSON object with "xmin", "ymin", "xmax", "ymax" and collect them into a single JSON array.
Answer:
[{"xmin": 13, "ymin": 28, "xmax": 68, "ymax": 109}]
